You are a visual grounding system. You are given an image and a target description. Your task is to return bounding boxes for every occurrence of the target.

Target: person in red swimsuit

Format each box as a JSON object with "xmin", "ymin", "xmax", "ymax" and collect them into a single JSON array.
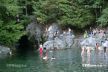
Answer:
[{"xmin": 39, "ymin": 44, "xmax": 43, "ymax": 58}]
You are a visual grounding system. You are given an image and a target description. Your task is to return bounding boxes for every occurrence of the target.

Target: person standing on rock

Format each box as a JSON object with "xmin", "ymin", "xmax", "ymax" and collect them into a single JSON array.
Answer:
[{"xmin": 83, "ymin": 31, "xmax": 88, "ymax": 38}]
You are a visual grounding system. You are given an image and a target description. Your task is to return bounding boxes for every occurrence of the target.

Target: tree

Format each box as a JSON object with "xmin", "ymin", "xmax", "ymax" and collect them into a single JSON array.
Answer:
[
  {"xmin": 97, "ymin": 7, "xmax": 108, "ymax": 27},
  {"xmin": 0, "ymin": 0, "xmax": 20, "ymax": 17},
  {"xmin": 0, "ymin": 0, "xmax": 29, "ymax": 47},
  {"xmin": 0, "ymin": 21, "xmax": 25, "ymax": 46},
  {"xmin": 33, "ymin": 0, "xmax": 94, "ymax": 28}
]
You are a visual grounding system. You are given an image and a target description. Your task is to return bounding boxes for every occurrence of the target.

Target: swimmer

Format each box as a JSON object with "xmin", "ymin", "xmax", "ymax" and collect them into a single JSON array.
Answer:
[{"xmin": 39, "ymin": 44, "xmax": 43, "ymax": 58}]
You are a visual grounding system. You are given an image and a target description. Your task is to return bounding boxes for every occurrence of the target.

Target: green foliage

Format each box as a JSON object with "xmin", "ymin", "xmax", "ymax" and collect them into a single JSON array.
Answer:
[
  {"xmin": 58, "ymin": 3, "xmax": 94, "ymax": 28},
  {"xmin": 76, "ymin": 0, "xmax": 103, "ymax": 5},
  {"xmin": 0, "ymin": 0, "xmax": 108, "ymax": 47},
  {"xmin": 0, "ymin": 0, "xmax": 20, "ymax": 16},
  {"xmin": 33, "ymin": 0, "xmax": 94, "ymax": 28},
  {"xmin": 0, "ymin": 21, "xmax": 26, "ymax": 46},
  {"xmin": 0, "ymin": 0, "xmax": 27, "ymax": 47},
  {"xmin": 0, "ymin": 5, "xmax": 8, "ymax": 21},
  {"xmin": 97, "ymin": 7, "xmax": 108, "ymax": 27},
  {"xmin": 33, "ymin": 0, "xmax": 59, "ymax": 24},
  {"xmin": 20, "ymin": 16, "xmax": 31, "ymax": 28}
]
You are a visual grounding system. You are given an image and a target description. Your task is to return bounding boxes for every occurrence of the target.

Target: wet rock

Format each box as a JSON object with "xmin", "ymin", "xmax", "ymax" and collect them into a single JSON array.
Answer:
[
  {"xmin": 43, "ymin": 24, "xmax": 75, "ymax": 49},
  {"xmin": 47, "ymin": 23, "xmax": 61, "ymax": 41},
  {"xmin": 80, "ymin": 37, "xmax": 96, "ymax": 47},
  {"xmin": 0, "ymin": 46, "xmax": 11, "ymax": 58},
  {"xmin": 26, "ymin": 21, "xmax": 42, "ymax": 40},
  {"xmin": 43, "ymin": 38, "xmax": 66, "ymax": 49}
]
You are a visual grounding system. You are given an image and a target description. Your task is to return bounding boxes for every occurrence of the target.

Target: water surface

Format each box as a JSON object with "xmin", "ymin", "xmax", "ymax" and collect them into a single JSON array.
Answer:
[{"xmin": 0, "ymin": 48, "xmax": 108, "ymax": 72}]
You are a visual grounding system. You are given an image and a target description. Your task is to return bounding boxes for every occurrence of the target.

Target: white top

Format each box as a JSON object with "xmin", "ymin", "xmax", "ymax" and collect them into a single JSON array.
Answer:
[
  {"xmin": 40, "ymin": 44, "xmax": 43, "ymax": 48},
  {"xmin": 102, "ymin": 41, "xmax": 108, "ymax": 47}
]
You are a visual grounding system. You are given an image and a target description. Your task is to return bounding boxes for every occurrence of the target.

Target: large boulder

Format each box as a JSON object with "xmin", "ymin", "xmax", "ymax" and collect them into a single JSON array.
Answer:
[
  {"xmin": 43, "ymin": 37, "xmax": 66, "ymax": 49},
  {"xmin": 80, "ymin": 37, "xmax": 96, "ymax": 47},
  {"xmin": 47, "ymin": 23, "xmax": 61, "ymax": 40},
  {"xmin": 43, "ymin": 24, "xmax": 75, "ymax": 49}
]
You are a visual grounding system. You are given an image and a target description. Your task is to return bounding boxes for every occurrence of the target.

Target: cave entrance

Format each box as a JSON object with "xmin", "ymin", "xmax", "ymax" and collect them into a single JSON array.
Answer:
[{"xmin": 16, "ymin": 35, "xmax": 38, "ymax": 55}]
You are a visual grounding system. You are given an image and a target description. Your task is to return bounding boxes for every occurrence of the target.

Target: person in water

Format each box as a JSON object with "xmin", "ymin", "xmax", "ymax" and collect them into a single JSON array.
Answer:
[
  {"xmin": 39, "ymin": 44, "xmax": 43, "ymax": 58},
  {"xmin": 81, "ymin": 46, "xmax": 86, "ymax": 56},
  {"xmin": 102, "ymin": 39, "xmax": 108, "ymax": 54},
  {"xmin": 95, "ymin": 43, "xmax": 100, "ymax": 51},
  {"xmin": 81, "ymin": 46, "xmax": 86, "ymax": 63},
  {"xmin": 43, "ymin": 47, "xmax": 48, "ymax": 60},
  {"xmin": 86, "ymin": 46, "xmax": 91, "ymax": 64}
]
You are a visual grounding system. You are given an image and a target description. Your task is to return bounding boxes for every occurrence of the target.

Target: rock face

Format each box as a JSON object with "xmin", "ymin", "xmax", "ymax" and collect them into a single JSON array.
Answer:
[
  {"xmin": 80, "ymin": 37, "xmax": 96, "ymax": 47},
  {"xmin": 43, "ymin": 24, "xmax": 75, "ymax": 49},
  {"xmin": 26, "ymin": 21, "xmax": 43, "ymax": 40},
  {"xmin": 26, "ymin": 17, "xmax": 75, "ymax": 49},
  {"xmin": 26, "ymin": 16, "xmax": 43, "ymax": 42},
  {"xmin": 0, "ymin": 46, "xmax": 11, "ymax": 58}
]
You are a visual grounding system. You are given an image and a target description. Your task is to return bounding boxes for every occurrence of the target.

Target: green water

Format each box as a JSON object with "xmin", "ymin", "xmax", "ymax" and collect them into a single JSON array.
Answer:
[{"xmin": 0, "ymin": 48, "xmax": 108, "ymax": 72}]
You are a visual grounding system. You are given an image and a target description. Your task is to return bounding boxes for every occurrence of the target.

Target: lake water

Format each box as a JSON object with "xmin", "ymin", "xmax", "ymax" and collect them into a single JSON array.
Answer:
[{"xmin": 0, "ymin": 47, "xmax": 108, "ymax": 72}]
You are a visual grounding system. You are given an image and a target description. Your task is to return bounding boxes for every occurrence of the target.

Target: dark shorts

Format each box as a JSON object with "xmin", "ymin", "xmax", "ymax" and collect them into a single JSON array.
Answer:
[{"xmin": 104, "ymin": 47, "xmax": 106, "ymax": 53}]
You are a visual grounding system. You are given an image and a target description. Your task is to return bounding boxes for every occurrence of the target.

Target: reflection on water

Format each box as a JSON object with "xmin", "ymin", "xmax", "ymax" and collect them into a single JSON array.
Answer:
[
  {"xmin": 0, "ymin": 48, "xmax": 108, "ymax": 72},
  {"xmin": 81, "ymin": 49, "xmax": 108, "ymax": 67}
]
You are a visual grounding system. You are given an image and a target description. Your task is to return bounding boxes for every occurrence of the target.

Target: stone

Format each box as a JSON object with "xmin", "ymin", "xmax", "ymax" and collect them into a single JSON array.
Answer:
[{"xmin": 0, "ymin": 46, "xmax": 11, "ymax": 59}]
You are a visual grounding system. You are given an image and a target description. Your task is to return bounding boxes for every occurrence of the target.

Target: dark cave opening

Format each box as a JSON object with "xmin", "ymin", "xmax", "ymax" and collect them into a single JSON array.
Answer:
[{"xmin": 16, "ymin": 35, "xmax": 38, "ymax": 55}]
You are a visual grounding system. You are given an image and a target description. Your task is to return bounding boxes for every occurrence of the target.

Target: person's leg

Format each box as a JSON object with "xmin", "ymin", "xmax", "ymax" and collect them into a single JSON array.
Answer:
[
  {"xmin": 81, "ymin": 46, "xmax": 85, "ymax": 63},
  {"xmin": 103, "ymin": 47, "xmax": 107, "ymax": 58},
  {"xmin": 104, "ymin": 47, "xmax": 106, "ymax": 53},
  {"xmin": 87, "ymin": 47, "xmax": 91, "ymax": 64},
  {"xmin": 81, "ymin": 46, "xmax": 85, "ymax": 56},
  {"xmin": 40, "ymin": 51, "xmax": 43, "ymax": 58}
]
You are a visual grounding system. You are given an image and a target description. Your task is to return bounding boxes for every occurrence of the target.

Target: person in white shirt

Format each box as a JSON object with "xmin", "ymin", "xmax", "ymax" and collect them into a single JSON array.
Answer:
[{"xmin": 102, "ymin": 39, "xmax": 108, "ymax": 53}]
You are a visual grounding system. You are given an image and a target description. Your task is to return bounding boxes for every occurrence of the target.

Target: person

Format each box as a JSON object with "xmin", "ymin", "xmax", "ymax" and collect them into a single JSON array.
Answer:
[
  {"xmin": 81, "ymin": 46, "xmax": 86, "ymax": 56},
  {"xmin": 54, "ymin": 31, "xmax": 58, "ymax": 38},
  {"xmin": 81, "ymin": 46, "xmax": 85, "ymax": 64},
  {"xmin": 99, "ymin": 29, "xmax": 104, "ymax": 39},
  {"xmin": 83, "ymin": 31, "xmax": 88, "ymax": 38},
  {"xmin": 95, "ymin": 43, "xmax": 100, "ymax": 50},
  {"xmin": 96, "ymin": 42, "xmax": 103, "ymax": 51},
  {"xmin": 92, "ymin": 29, "xmax": 96, "ymax": 36},
  {"xmin": 68, "ymin": 28, "xmax": 71, "ymax": 34},
  {"xmin": 39, "ymin": 44, "xmax": 43, "ymax": 58},
  {"xmin": 43, "ymin": 47, "xmax": 48, "ymax": 60},
  {"xmin": 81, "ymin": 46, "xmax": 87, "ymax": 64},
  {"xmin": 102, "ymin": 39, "xmax": 108, "ymax": 54},
  {"xmin": 88, "ymin": 31, "xmax": 93, "ymax": 37},
  {"xmin": 51, "ymin": 47, "xmax": 57, "ymax": 60},
  {"xmin": 86, "ymin": 46, "xmax": 91, "ymax": 64}
]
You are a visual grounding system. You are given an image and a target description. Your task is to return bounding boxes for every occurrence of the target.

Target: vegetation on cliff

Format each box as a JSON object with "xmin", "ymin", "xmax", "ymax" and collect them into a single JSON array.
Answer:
[{"xmin": 0, "ymin": 0, "xmax": 108, "ymax": 46}]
